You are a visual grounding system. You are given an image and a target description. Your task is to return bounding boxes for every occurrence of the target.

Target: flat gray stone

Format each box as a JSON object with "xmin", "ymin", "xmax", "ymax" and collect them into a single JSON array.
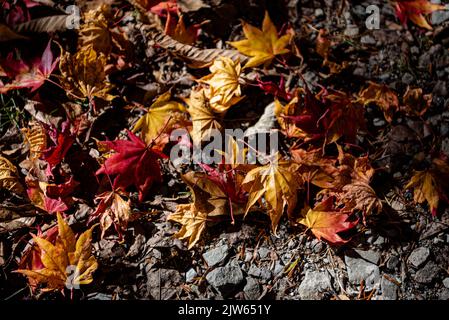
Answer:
[
  {"xmin": 258, "ymin": 247, "xmax": 271, "ymax": 259},
  {"xmin": 407, "ymin": 247, "xmax": 430, "ymax": 268},
  {"xmin": 414, "ymin": 261, "xmax": 439, "ymax": 284},
  {"xmin": 345, "ymin": 255, "xmax": 381, "ymax": 290},
  {"xmin": 243, "ymin": 277, "xmax": 261, "ymax": 300},
  {"xmin": 431, "ymin": 1, "xmax": 449, "ymax": 25},
  {"xmin": 443, "ymin": 277, "xmax": 449, "ymax": 288},
  {"xmin": 206, "ymin": 261, "xmax": 244, "ymax": 297},
  {"xmin": 186, "ymin": 268, "xmax": 197, "ymax": 283},
  {"xmin": 248, "ymin": 265, "xmax": 272, "ymax": 281},
  {"xmin": 354, "ymin": 249, "xmax": 381, "ymax": 265},
  {"xmin": 203, "ymin": 244, "xmax": 229, "ymax": 267},
  {"xmin": 381, "ymin": 276, "xmax": 398, "ymax": 300},
  {"xmin": 297, "ymin": 270, "xmax": 332, "ymax": 300}
]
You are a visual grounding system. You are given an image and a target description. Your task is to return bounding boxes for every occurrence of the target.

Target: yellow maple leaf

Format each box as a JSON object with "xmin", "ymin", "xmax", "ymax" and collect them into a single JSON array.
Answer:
[
  {"xmin": 132, "ymin": 92, "xmax": 186, "ymax": 145},
  {"xmin": 229, "ymin": 11, "xmax": 292, "ymax": 68},
  {"xmin": 16, "ymin": 213, "xmax": 98, "ymax": 292},
  {"xmin": 242, "ymin": 154, "xmax": 302, "ymax": 233},
  {"xmin": 199, "ymin": 56, "xmax": 243, "ymax": 113},
  {"xmin": 185, "ymin": 88, "xmax": 223, "ymax": 145},
  {"xmin": 21, "ymin": 121, "xmax": 47, "ymax": 161}
]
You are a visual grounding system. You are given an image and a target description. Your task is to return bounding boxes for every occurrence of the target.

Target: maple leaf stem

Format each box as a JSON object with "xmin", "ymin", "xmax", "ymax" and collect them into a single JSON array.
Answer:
[{"xmin": 145, "ymin": 115, "xmax": 173, "ymax": 151}]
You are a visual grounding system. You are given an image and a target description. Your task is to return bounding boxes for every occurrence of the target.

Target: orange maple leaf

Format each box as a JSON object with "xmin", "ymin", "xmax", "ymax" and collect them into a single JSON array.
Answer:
[{"xmin": 393, "ymin": 0, "xmax": 447, "ymax": 30}]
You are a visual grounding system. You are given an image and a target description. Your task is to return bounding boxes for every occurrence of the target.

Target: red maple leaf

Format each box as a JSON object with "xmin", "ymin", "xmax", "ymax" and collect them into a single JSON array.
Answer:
[
  {"xmin": 96, "ymin": 130, "xmax": 167, "ymax": 202},
  {"xmin": 0, "ymin": 40, "xmax": 59, "ymax": 93}
]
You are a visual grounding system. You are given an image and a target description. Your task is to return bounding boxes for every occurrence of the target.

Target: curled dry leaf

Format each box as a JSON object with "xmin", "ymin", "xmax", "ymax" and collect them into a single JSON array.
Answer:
[
  {"xmin": 91, "ymin": 189, "xmax": 131, "ymax": 239},
  {"xmin": 401, "ymin": 87, "xmax": 432, "ymax": 117},
  {"xmin": 359, "ymin": 82, "xmax": 399, "ymax": 123},
  {"xmin": 298, "ymin": 197, "xmax": 358, "ymax": 245},
  {"xmin": 21, "ymin": 121, "xmax": 47, "ymax": 161},
  {"xmin": 242, "ymin": 154, "xmax": 302, "ymax": 233},
  {"xmin": 229, "ymin": 11, "xmax": 292, "ymax": 68},
  {"xmin": 15, "ymin": 213, "xmax": 98, "ymax": 292},
  {"xmin": 132, "ymin": 91, "xmax": 187, "ymax": 147},
  {"xmin": 0, "ymin": 155, "xmax": 25, "ymax": 195},
  {"xmin": 59, "ymin": 45, "xmax": 114, "ymax": 102}
]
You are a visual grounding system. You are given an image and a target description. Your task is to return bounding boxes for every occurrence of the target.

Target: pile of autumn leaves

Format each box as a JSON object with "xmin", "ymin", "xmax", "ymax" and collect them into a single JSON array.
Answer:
[{"xmin": 0, "ymin": 2, "xmax": 449, "ymax": 295}]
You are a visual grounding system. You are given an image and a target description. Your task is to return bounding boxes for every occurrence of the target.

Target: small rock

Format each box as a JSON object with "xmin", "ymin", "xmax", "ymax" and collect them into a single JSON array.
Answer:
[
  {"xmin": 361, "ymin": 35, "xmax": 376, "ymax": 45},
  {"xmin": 443, "ymin": 277, "xmax": 449, "ymax": 288},
  {"xmin": 297, "ymin": 270, "xmax": 332, "ymax": 300},
  {"xmin": 433, "ymin": 81, "xmax": 448, "ymax": 97},
  {"xmin": 407, "ymin": 247, "xmax": 430, "ymax": 268},
  {"xmin": 374, "ymin": 236, "xmax": 386, "ymax": 246},
  {"xmin": 386, "ymin": 255, "xmax": 400, "ymax": 270},
  {"xmin": 438, "ymin": 288, "xmax": 449, "ymax": 300},
  {"xmin": 87, "ymin": 293, "xmax": 113, "ymax": 300},
  {"xmin": 373, "ymin": 118, "xmax": 386, "ymax": 127},
  {"xmin": 414, "ymin": 261, "xmax": 440, "ymax": 284},
  {"xmin": 312, "ymin": 241, "xmax": 325, "ymax": 253},
  {"xmin": 345, "ymin": 255, "xmax": 381, "ymax": 290},
  {"xmin": 258, "ymin": 247, "xmax": 270, "ymax": 260},
  {"xmin": 243, "ymin": 277, "xmax": 261, "ymax": 300},
  {"xmin": 315, "ymin": 8, "xmax": 324, "ymax": 17},
  {"xmin": 206, "ymin": 261, "xmax": 244, "ymax": 297},
  {"xmin": 186, "ymin": 268, "xmax": 197, "ymax": 283},
  {"xmin": 248, "ymin": 264, "xmax": 272, "ymax": 281},
  {"xmin": 344, "ymin": 25, "xmax": 359, "ymax": 37},
  {"xmin": 203, "ymin": 244, "xmax": 229, "ymax": 267},
  {"xmin": 381, "ymin": 276, "xmax": 398, "ymax": 300},
  {"xmin": 354, "ymin": 249, "xmax": 381, "ymax": 265},
  {"xmin": 402, "ymin": 73, "xmax": 414, "ymax": 85},
  {"xmin": 273, "ymin": 261, "xmax": 284, "ymax": 276}
]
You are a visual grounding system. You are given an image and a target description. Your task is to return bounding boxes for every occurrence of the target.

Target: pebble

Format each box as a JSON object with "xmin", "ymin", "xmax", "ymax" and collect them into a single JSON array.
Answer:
[
  {"xmin": 431, "ymin": 1, "xmax": 449, "ymax": 25},
  {"xmin": 248, "ymin": 265, "xmax": 272, "ymax": 281},
  {"xmin": 414, "ymin": 261, "xmax": 440, "ymax": 284},
  {"xmin": 243, "ymin": 277, "xmax": 261, "ymax": 300},
  {"xmin": 381, "ymin": 276, "xmax": 398, "ymax": 300},
  {"xmin": 443, "ymin": 277, "xmax": 449, "ymax": 288},
  {"xmin": 386, "ymin": 255, "xmax": 400, "ymax": 270},
  {"xmin": 361, "ymin": 35, "xmax": 376, "ymax": 45},
  {"xmin": 297, "ymin": 271, "xmax": 333, "ymax": 300},
  {"xmin": 186, "ymin": 268, "xmax": 197, "ymax": 283},
  {"xmin": 315, "ymin": 8, "xmax": 324, "ymax": 17},
  {"xmin": 206, "ymin": 261, "xmax": 244, "ymax": 297},
  {"xmin": 345, "ymin": 254, "xmax": 381, "ymax": 290},
  {"xmin": 407, "ymin": 247, "xmax": 430, "ymax": 268},
  {"xmin": 402, "ymin": 73, "xmax": 414, "ymax": 85},
  {"xmin": 203, "ymin": 244, "xmax": 229, "ymax": 267},
  {"xmin": 354, "ymin": 249, "xmax": 381, "ymax": 265},
  {"xmin": 258, "ymin": 247, "xmax": 270, "ymax": 260}
]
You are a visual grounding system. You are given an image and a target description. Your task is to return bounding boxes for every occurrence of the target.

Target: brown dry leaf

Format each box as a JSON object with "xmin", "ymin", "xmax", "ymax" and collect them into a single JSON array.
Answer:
[
  {"xmin": 401, "ymin": 87, "xmax": 432, "ymax": 116},
  {"xmin": 242, "ymin": 154, "xmax": 302, "ymax": 233},
  {"xmin": 199, "ymin": 56, "xmax": 243, "ymax": 113},
  {"xmin": 168, "ymin": 171, "xmax": 231, "ymax": 249},
  {"xmin": 340, "ymin": 181, "xmax": 383, "ymax": 217},
  {"xmin": 405, "ymin": 157, "xmax": 449, "ymax": 216},
  {"xmin": 59, "ymin": 45, "xmax": 114, "ymax": 102},
  {"xmin": 229, "ymin": 11, "xmax": 292, "ymax": 68},
  {"xmin": 132, "ymin": 92, "xmax": 187, "ymax": 146},
  {"xmin": 92, "ymin": 190, "xmax": 131, "ymax": 239},
  {"xmin": 0, "ymin": 156, "xmax": 25, "ymax": 195},
  {"xmin": 21, "ymin": 121, "xmax": 47, "ymax": 161},
  {"xmin": 316, "ymin": 29, "xmax": 348, "ymax": 75},
  {"xmin": 359, "ymin": 82, "xmax": 399, "ymax": 123},
  {"xmin": 185, "ymin": 88, "xmax": 223, "ymax": 145},
  {"xmin": 15, "ymin": 213, "xmax": 98, "ymax": 292}
]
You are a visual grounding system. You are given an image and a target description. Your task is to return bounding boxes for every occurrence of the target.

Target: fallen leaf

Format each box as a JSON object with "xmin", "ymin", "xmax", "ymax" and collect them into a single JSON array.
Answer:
[
  {"xmin": 242, "ymin": 154, "xmax": 302, "ymax": 233},
  {"xmin": 229, "ymin": 11, "xmax": 292, "ymax": 68},
  {"xmin": 96, "ymin": 130, "xmax": 167, "ymax": 202},
  {"xmin": 132, "ymin": 91, "xmax": 186, "ymax": 146},
  {"xmin": 298, "ymin": 197, "xmax": 358, "ymax": 244},
  {"xmin": 15, "ymin": 213, "xmax": 98, "ymax": 292},
  {"xmin": 401, "ymin": 87, "xmax": 432, "ymax": 116},
  {"xmin": 359, "ymin": 82, "xmax": 399, "ymax": 123},
  {"xmin": 0, "ymin": 155, "xmax": 25, "ymax": 195},
  {"xmin": 90, "ymin": 189, "xmax": 131, "ymax": 239}
]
